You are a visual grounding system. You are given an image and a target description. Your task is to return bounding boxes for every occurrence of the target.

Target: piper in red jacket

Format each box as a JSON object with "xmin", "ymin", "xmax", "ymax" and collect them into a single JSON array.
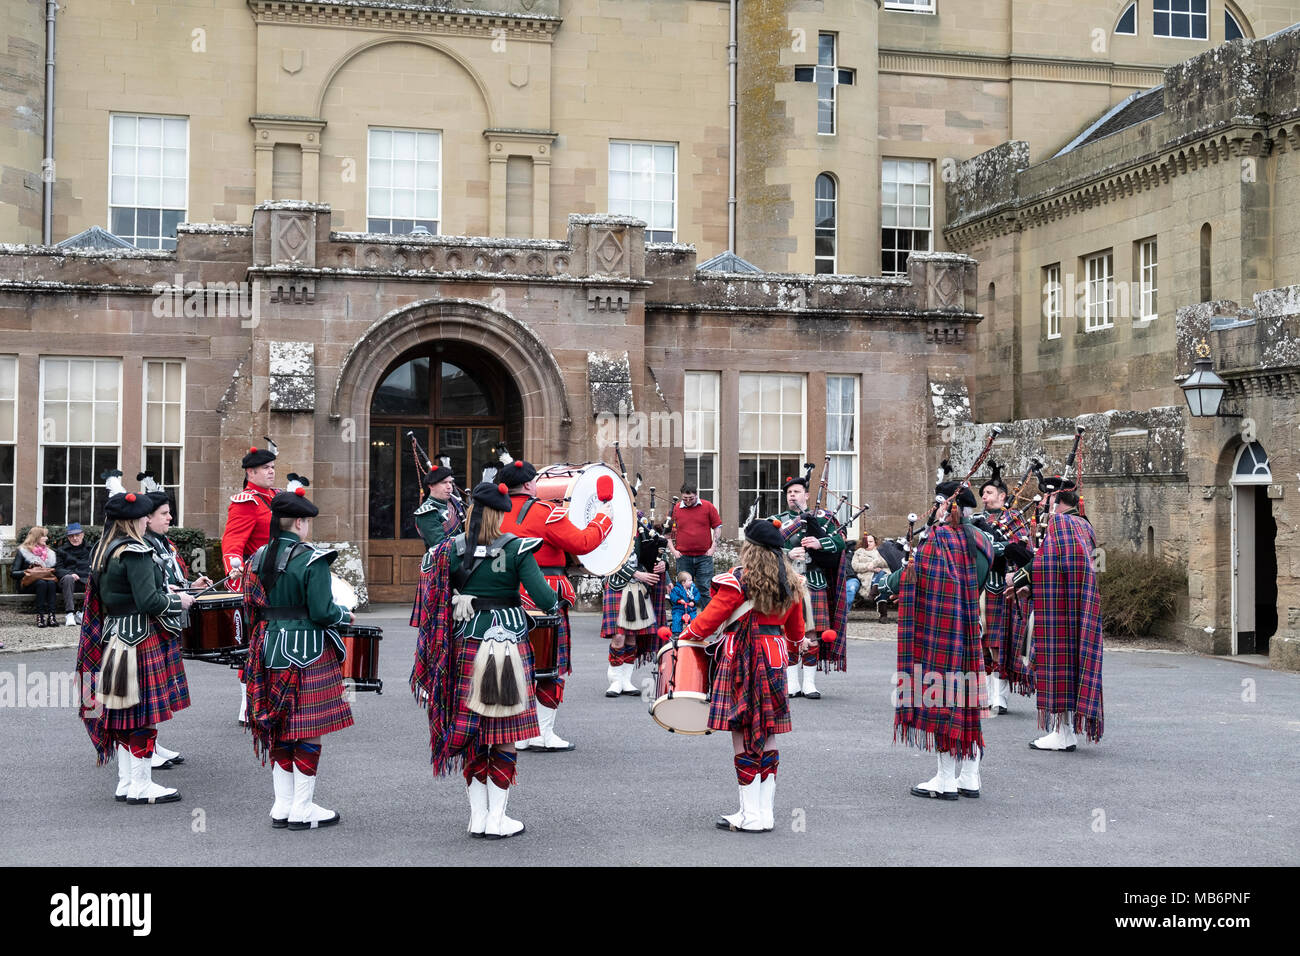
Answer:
[
  {"xmin": 220, "ymin": 441, "xmax": 280, "ymax": 725},
  {"xmin": 497, "ymin": 459, "xmax": 613, "ymax": 752}
]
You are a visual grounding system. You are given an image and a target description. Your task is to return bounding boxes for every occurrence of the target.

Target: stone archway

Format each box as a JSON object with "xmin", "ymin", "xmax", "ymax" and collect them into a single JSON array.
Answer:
[{"xmin": 330, "ymin": 297, "xmax": 571, "ymax": 601}]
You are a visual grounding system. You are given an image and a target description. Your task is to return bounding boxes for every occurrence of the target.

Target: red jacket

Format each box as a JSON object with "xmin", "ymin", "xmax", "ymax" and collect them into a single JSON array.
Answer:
[
  {"xmin": 501, "ymin": 494, "xmax": 612, "ymax": 608},
  {"xmin": 221, "ymin": 484, "xmax": 278, "ymax": 575},
  {"xmin": 681, "ymin": 569, "xmax": 805, "ymax": 665}
]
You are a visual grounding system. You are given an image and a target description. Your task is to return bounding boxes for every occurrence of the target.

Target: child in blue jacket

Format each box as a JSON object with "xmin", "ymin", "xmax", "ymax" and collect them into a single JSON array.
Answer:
[{"xmin": 669, "ymin": 571, "xmax": 701, "ymax": 636}]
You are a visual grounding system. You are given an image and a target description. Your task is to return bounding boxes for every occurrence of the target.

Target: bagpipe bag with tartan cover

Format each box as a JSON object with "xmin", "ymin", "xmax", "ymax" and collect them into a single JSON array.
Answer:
[
  {"xmin": 894, "ymin": 523, "xmax": 989, "ymax": 760},
  {"xmin": 1033, "ymin": 512, "xmax": 1104, "ymax": 742},
  {"xmin": 410, "ymin": 541, "xmax": 460, "ymax": 776}
]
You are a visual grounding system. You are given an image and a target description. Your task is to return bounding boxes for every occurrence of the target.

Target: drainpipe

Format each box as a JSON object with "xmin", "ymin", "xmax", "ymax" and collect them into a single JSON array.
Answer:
[
  {"xmin": 42, "ymin": 0, "xmax": 58, "ymax": 246},
  {"xmin": 728, "ymin": 0, "xmax": 737, "ymax": 253}
]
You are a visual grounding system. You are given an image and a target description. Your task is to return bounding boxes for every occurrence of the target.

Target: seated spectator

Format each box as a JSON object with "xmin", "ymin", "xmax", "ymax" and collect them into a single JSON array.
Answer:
[
  {"xmin": 12, "ymin": 526, "xmax": 58, "ymax": 627},
  {"xmin": 56, "ymin": 522, "xmax": 92, "ymax": 625},
  {"xmin": 850, "ymin": 532, "xmax": 892, "ymax": 621}
]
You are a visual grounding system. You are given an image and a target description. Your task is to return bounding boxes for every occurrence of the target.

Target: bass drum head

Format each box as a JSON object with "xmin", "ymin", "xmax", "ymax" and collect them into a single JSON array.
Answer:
[
  {"xmin": 650, "ymin": 693, "xmax": 712, "ymax": 735},
  {"xmin": 566, "ymin": 462, "xmax": 635, "ymax": 576}
]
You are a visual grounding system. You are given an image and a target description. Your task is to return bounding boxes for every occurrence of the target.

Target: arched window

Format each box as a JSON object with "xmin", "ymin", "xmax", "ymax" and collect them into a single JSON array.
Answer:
[
  {"xmin": 1199, "ymin": 222, "xmax": 1212, "ymax": 302},
  {"xmin": 1225, "ymin": 9, "xmax": 1246, "ymax": 41},
  {"xmin": 815, "ymin": 173, "xmax": 837, "ymax": 274},
  {"xmin": 1115, "ymin": 2, "xmax": 1137, "ymax": 35}
]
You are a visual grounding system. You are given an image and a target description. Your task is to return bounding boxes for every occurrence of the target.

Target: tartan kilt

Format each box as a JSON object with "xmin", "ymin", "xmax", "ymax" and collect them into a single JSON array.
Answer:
[
  {"xmin": 444, "ymin": 632, "xmax": 540, "ymax": 749},
  {"xmin": 601, "ymin": 579, "xmax": 668, "ymax": 665},
  {"xmin": 280, "ymin": 647, "xmax": 354, "ymax": 740},
  {"xmin": 707, "ymin": 641, "xmax": 793, "ymax": 739},
  {"xmin": 162, "ymin": 633, "xmax": 191, "ymax": 712},
  {"xmin": 1002, "ymin": 598, "xmax": 1036, "ymax": 696},
  {"xmin": 983, "ymin": 590, "xmax": 1010, "ymax": 675},
  {"xmin": 101, "ymin": 632, "xmax": 176, "ymax": 731},
  {"xmin": 808, "ymin": 586, "xmax": 831, "ymax": 631}
]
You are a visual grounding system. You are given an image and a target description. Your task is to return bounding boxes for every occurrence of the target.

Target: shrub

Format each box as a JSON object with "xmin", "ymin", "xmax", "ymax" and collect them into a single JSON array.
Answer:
[{"xmin": 1097, "ymin": 551, "xmax": 1186, "ymax": 638}]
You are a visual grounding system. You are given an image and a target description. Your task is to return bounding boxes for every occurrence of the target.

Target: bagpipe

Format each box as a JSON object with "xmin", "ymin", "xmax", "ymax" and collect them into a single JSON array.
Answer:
[
  {"xmin": 407, "ymin": 430, "xmax": 466, "ymax": 522},
  {"xmin": 636, "ymin": 486, "xmax": 671, "ymax": 572},
  {"xmin": 794, "ymin": 457, "xmax": 842, "ymax": 575}
]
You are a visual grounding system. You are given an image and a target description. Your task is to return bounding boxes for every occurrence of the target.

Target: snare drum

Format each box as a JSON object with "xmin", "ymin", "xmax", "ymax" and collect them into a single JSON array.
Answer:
[
  {"xmin": 337, "ymin": 623, "xmax": 383, "ymax": 694},
  {"xmin": 180, "ymin": 592, "xmax": 245, "ymax": 662},
  {"xmin": 533, "ymin": 462, "xmax": 635, "ymax": 576},
  {"xmin": 525, "ymin": 610, "xmax": 561, "ymax": 681},
  {"xmin": 649, "ymin": 639, "xmax": 713, "ymax": 735}
]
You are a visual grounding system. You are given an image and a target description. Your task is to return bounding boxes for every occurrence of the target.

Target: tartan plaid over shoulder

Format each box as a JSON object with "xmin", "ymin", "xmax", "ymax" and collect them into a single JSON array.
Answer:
[
  {"xmin": 409, "ymin": 541, "xmax": 460, "ymax": 776},
  {"xmin": 894, "ymin": 524, "xmax": 986, "ymax": 759},
  {"xmin": 1033, "ymin": 513, "xmax": 1104, "ymax": 742}
]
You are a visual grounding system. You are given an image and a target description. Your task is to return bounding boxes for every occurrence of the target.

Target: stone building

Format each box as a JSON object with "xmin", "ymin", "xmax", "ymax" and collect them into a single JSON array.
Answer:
[
  {"xmin": 2, "ymin": 0, "xmax": 1299, "ymax": 626},
  {"xmin": 943, "ymin": 25, "xmax": 1300, "ymax": 670}
]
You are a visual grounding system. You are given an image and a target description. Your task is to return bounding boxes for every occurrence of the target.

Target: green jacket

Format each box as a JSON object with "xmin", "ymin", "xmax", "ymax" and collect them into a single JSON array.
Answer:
[
  {"xmin": 450, "ymin": 534, "xmax": 558, "ymax": 640},
  {"xmin": 415, "ymin": 495, "xmax": 456, "ymax": 550},
  {"xmin": 96, "ymin": 536, "xmax": 184, "ymax": 646},
  {"xmin": 771, "ymin": 509, "xmax": 845, "ymax": 590},
  {"xmin": 251, "ymin": 532, "xmax": 349, "ymax": 669}
]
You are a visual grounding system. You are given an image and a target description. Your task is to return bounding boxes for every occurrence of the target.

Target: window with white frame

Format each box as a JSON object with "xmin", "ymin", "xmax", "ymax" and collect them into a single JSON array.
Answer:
[
  {"xmin": 143, "ymin": 360, "xmax": 184, "ymax": 524},
  {"xmin": 882, "ymin": 159, "xmax": 932, "ymax": 275},
  {"xmin": 815, "ymin": 174, "xmax": 837, "ymax": 274},
  {"xmin": 0, "ymin": 357, "xmax": 16, "ymax": 532},
  {"xmin": 826, "ymin": 375, "xmax": 859, "ymax": 535},
  {"xmin": 608, "ymin": 141, "xmax": 677, "ymax": 242},
  {"xmin": 1115, "ymin": 2, "xmax": 1137, "ymax": 35},
  {"xmin": 109, "ymin": 114, "xmax": 187, "ymax": 250},
  {"xmin": 793, "ymin": 35, "xmax": 855, "ymax": 136},
  {"xmin": 1044, "ymin": 263, "xmax": 1063, "ymax": 339},
  {"xmin": 884, "ymin": 0, "xmax": 936, "ymax": 12},
  {"xmin": 1084, "ymin": 252, "xmax": 1114, "ymax": 331},
  {"xmin": 367, "ymin": 128, "xmax": 441, "ymax": 235},
  {"xmin": 683, "ymin": 371, "xmax": 719, "ymax": 510},
  {"xmin": 1138, "ymin": 238, "xmax": 1158, "ymax": 321},
  {"xmin": 1154, "ymin": 0, "xmax": 1208, "ymax": 39},
  {"xmin": 40, "ymin": 358, "xmax": 121, "ymax": 526},
  {"xmin": 738, "ymin": 373, "xmax": 805, "ymax": 521}
]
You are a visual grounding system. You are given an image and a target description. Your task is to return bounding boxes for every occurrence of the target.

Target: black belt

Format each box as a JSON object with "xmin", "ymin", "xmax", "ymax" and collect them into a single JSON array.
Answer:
[
  {"xmin": 256, "ymin": 605, "xmax": 309, "ymax": 621},
  {"xmin": 470, "ymin": 597, "xmax": 521, "ymax": 611},
  {"xmin": 754, "ymin": 624, "xmax": 784, "ymax": 636},
  {"xmin": 539, "ymin": 566, "xmax": 567, "ymax": 576}
]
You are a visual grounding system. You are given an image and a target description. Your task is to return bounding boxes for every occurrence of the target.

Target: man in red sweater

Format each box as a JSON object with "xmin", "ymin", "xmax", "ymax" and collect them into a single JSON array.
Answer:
[
  {"xmin": 497, "ymin": 459, "xmax": 613, "ymax": 752},
  {"xmin": 668, "ymin": 482, "xmax": 721, "ymax": 611}
]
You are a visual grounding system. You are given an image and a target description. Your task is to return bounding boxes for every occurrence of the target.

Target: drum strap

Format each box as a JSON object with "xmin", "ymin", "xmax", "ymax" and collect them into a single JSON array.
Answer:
[{"xmin": 517, "ymin": 497, "xmax": 540, "ymax": 523}]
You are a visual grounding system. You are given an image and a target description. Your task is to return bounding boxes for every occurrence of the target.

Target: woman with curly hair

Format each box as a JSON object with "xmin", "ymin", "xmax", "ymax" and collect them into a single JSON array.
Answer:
[{"xmin": 677, "ymin": 518, "xmax": 814, "ymax": 833}]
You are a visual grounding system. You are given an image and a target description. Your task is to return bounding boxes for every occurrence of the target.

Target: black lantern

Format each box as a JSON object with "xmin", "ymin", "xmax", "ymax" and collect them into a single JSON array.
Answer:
[{"xmin": 1180, "ymin": 338, "xmax": 1240, "ymax": 418}]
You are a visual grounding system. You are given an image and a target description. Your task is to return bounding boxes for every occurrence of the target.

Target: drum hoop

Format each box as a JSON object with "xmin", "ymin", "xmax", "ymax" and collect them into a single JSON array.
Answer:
[{"xmin": 650, "ymin": 694, "xmax": 713, "ymax": 736}]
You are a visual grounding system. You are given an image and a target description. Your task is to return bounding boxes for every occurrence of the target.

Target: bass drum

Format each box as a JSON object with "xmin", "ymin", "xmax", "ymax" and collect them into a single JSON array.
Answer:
[{"xmin": 533, "ymin": 462, "xmax": 635, "ymax": 576}]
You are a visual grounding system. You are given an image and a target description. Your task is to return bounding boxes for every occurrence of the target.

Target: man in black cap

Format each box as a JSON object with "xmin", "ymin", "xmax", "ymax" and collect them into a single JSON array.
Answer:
[
  {"xmin": 243, "ymin": 475, "xmax": 355, "ymax": 830},
  {"xmin": 414, "ymin": 463, "xmax": 462, "ymax": 550},
  {"xmin": 221, "ymin": 438, "xmax": 280, "ymax": 725},
  {"xmin": 770, "ymin": 474, "xmax": 847, "ymax": 700},
  {"xmin": 55, "ymin": 522, "xmax": 92, "ymax": 626},
  {"xmin": 977, "ymin": 462, "xmax": 1035, "ymax": 715}
]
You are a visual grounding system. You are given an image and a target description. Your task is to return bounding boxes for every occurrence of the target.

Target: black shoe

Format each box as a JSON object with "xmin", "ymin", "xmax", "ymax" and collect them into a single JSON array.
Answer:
[
  {"xmin": 271, "ymin": 817, "xmax": 289, "ymax": 829},
  {"xmin": 910, "ymin": 786, "xmax": 959, "ymax": 801},
  {"xmin": 803, "ymin": 689, "xmax": 822, "ymax": 700},
  {"xmin": 126, "ymin": 790, "xmax": 183, "ymax": 805},
  {"xmin": 958, "ymin": 788, "xmax": 981, "ymax": 798},
  {"xmin": 36, "ymin": 615, "xmax": 47, "ymax": 629},
  {"xmin": 288, "ymin": 811, "xmax": 341, "ymax": 831},
  {"xmin": 995, "ymin": 706, "xmax": 1008, "ymax": 716}
]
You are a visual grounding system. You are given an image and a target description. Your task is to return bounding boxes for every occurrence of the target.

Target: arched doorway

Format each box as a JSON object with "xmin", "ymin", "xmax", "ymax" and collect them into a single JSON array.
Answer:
[
  {"xmin": 366, "ymin": 342, "xmax": 523, "ymax": 602},
  {"xmin": 1230, "ymin": 442, "xmax": 1277, "ymax": 656}
]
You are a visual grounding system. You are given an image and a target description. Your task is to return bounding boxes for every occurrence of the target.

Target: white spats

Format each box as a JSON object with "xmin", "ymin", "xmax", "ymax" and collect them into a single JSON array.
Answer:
[
  {"xmin": 485, "ymin": 780, "xmax": 524, "ymax": 839},
  {"xmin": 287, "ymin": 768, "xmax": 339, "ymax": 830},
  {"xmin": 466, "ymin": 779, "xmax": 489, "ymax": 837},
  {"xmin": 911, "ymin": 753, "xmax": 959, "ymax": 800},
  {"xmin": 270, "ymin": 764, "xmax": 293, "ymax": 828}
]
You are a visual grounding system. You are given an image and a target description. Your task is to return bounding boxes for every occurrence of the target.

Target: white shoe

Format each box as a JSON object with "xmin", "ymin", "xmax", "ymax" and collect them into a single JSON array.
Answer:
[
  {"xmin": 154, "ymin": 742, "xmax": 181, "ymax": 763},
  {"xmin": 605, "ymin": 664, "xmax": 623, "ymax": 698},
  {"xmin": 114, "ymin": 745, "xmax": 130, "ymax": 802},
  {"xmin": 618, "ymin": 663, "xmax": 639, "ymax": 695},
  {"xmin": 910, "ymin": 754, "xmax": 959, "ymax": 800},
  {"xmin": 1030, "ymin": 717, "xmax": 1074, "ymax": 751},
  {"xmin": 466, "ymin": 779, "xmax": 489, "ymax": 837},
  {"xmin": 126, "ymin": 753, "xmax": 181, "ymax": 805},
  {"xmin": 715, "ymin": 777, "xmax": 765, "ymax": 832},
  {"xmin": 237, "ymin": 683, "xmax": 248, "ymax": 725},
  {"xmin": 270, "ymin": 764, "xmax": 293, "ymax": 828},
  {"xmin": 485, "ymin": 780, "xmax": 525, "ymax": 839},
  {"xmin": 801, "ymin": 666, "xmax": 820, "ymax": 699},
  {"xmin": 787, "ymin": 665, "xmax": 802, "ymax": 698},
  {"xmin": 287, "ymin": 767, "xmax": 339, "ymax": 830},
  {"xmin": 758, "ymin": 773, "xmax": 776, "ymax": 831},
  {"xmin": 65, "ymin": 612, "xmax": 77, "ymax": 627},
  {"xmin": 956, "ymin": 752, "xmax": 981, "ymax": 797},
  {"xmin": 534, "ymin": 704, "xmax": 574, "ymax": 752}
]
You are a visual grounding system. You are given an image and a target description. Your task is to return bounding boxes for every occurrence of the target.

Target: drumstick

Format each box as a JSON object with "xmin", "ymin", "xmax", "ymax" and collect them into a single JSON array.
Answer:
[{"xmin": 184, "ymin": 569, "xmax": 240, "ymax": 600}]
